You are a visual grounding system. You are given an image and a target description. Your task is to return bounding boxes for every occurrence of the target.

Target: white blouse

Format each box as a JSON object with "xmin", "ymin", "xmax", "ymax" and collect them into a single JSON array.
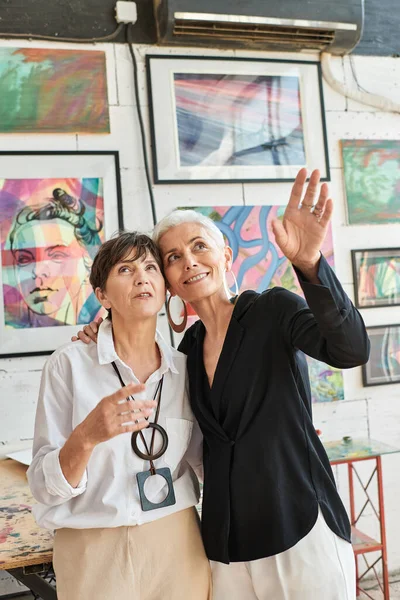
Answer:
[{"xmin": 27, "ymin": 319, "xmax": 203, "ymax": 531}]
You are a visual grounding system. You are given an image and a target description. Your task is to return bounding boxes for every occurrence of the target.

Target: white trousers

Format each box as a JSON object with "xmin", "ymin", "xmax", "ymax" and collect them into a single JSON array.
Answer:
[{"xmin": 211, "ymin": 509, "xmax": 356, "ymax": 600}]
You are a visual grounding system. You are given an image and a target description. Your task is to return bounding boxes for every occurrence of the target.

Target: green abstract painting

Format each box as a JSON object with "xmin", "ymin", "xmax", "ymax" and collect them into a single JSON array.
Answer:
[
  {"xmin": 342, "ymin": 140, "xmax": 400, "ymax": 225},
  {"xmin": 0, "ymin": 48, "xmax": 109, "ymax": 133}
]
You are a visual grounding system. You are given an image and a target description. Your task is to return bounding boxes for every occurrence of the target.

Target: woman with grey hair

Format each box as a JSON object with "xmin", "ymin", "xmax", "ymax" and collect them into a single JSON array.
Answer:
[{"xmin": 76, "ymin": 169, "xmax": 369, "ymax": 600}]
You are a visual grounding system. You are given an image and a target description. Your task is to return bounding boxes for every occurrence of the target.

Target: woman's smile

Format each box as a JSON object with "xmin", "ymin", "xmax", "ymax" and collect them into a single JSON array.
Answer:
[{"xmin": 184, "ymin": 272, "xmax": 210, "ymax": 285}]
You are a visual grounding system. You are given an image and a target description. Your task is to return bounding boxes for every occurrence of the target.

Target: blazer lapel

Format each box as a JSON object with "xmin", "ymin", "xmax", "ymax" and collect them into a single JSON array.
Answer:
[
  {"xmin": 213, "ymin": 291, "xmax": 257, "ymax": 435},
  {"xmin": 210, "ymin": 317, "xmax": 244, "ymax": 421},
  {"xmin": 187, "ymin": 292, "xmax": 255, "ymax": 438},
  {"xmin": 187, "ymin": 328, "xmax": 228, "ymax": 441}
]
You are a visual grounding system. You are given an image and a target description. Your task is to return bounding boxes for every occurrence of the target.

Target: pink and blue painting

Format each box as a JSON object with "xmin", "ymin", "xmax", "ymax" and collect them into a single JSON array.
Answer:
[
  {"xmin": 187, "ymin": 205, "xmax": 344, "ymax": 402},
  {"xmin": 174, "ymin": 73, "xmax": 305, "ymax": 168},
  {"xmin": 1, "ymin": 178, "xmax": 105, "ymax": 329},
  {"xmin": 0, "ymin": 48, "xmax": 109, "ymax": 133}
]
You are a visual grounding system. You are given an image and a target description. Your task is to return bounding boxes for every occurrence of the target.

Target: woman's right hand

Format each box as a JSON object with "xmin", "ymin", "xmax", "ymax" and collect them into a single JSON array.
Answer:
[
  {"xmin": 77, "ymin": 383, "xmax": 156, "ymax": 449},
  {"xmin": 71, "ymin": 318, "xmax": 103, "ymax": 344}
]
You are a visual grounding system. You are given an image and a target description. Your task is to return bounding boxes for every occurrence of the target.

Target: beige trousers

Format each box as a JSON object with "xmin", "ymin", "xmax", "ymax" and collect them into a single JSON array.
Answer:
[{"xmin": 53, "ymin": 508, "xmax": 212, "ymax": 600}]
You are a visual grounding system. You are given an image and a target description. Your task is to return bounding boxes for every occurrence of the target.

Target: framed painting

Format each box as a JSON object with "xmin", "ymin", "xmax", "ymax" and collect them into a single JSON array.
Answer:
[
  {"xmin": 0, "ymin": 151, "xmax": 122, "ymax": 358},
  {"xmin": 352, "ymin": 248, "xmax": 400, "ymax": 308},
  {"xmin": 342, "ymin": 140, "xmax": 400, "ymax": 225},
  {"xmin": 363, "ymin": 325, "xmax": 400, "ymax": 386},
  {"xmin": 147, "ymin": 55, "xmax": 330, "ymax": 184},
  {"xmin": 178, "ymin": 205, "xmax": 344, "ymax": 402},
  {"xmin": 0, "ymin": 47, "xmax": 109, "ymax": 133}
]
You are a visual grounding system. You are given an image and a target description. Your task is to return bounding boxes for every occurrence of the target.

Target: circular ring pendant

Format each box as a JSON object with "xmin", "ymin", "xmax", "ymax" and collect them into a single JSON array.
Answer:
[{"xmin": 131, "ymin": 423, "xmax": 169, "ymax": 460}]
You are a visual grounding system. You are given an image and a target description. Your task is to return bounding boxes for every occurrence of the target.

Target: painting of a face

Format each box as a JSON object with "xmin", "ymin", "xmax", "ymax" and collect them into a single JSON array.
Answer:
[
  {"xmin": 1, "ymin": 177, "xmax": 105, "ymax": 328},
  {"xmin": 12, "ymin": 220, "xmax": 90, "ymax": 318},
  {"xmin": 0, "ymin": 152, "xmax": 122, "ymax": 357}
]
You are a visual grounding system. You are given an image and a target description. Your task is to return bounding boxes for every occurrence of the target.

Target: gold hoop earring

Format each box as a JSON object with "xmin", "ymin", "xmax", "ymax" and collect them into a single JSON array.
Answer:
[{"xmin": 166, "ymin": 295, "xmax": 188, "ymax": 333}]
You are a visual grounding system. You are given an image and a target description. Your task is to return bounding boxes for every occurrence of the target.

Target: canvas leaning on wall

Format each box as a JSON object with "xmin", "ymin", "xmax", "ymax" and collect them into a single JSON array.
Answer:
[
  {"xmin": 0, "ymin": 151, "xmax": 122, "ymax": 358},
  {"xmin": 147, "ymin": 55, "xmax": 330, "ymax": 184}
]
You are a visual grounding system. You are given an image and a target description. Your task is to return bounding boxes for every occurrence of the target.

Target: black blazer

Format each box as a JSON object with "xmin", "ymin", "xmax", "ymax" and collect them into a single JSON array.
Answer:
[{"xmin": 179, "ymin": 255, "xmax": 370, "ymax": 564}]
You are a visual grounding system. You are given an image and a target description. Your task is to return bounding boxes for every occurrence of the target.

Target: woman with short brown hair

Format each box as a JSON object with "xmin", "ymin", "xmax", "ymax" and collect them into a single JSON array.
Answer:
[{"xmin": 28, "ymin": 231, "xmax": 211, "ymax": 600}]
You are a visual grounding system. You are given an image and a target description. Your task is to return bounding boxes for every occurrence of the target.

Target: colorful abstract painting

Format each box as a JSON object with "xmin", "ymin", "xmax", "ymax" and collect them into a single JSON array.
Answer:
[
  {"xmin": 0, "ymin": 48, "xmax": 109, "ymax": 133},
  {"xmin": 147, "ymin": 56, "xmax": 329, "ymax": 182},
  {"xmin": 352, "ymin": 248, "xmax": 400, "ymax": 308},
  {"xmin": 174, "ymin": 73, "xmax": 305, "ymax": 168},
  {"xmin": 186, "ymin": 205, "xmax": 344, "ymax": 402},
  {"xmin": 1, "ymin": 178, "xmax": 105, "ymax": 329},
  {"xmin": 363, "ymin": 325, "xmax": 400, "ymax": 386},
  {"xmin": 342, "ymin": 140, "xmax": 400, "ymax": 225}
]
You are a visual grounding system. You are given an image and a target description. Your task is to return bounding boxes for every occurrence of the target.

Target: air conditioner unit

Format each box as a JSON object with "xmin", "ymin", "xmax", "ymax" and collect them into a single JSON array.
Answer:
[{"xmin": 153, "ymin": 0, "xmax": 364, "ymax": 55}]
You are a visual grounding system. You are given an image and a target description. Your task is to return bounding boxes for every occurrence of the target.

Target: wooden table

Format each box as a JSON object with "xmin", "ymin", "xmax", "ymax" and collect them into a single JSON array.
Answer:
[
  {"xmin": 325, "ymin": 438, "xmax": 400, "ymax": 600},
  {"xmin": 0, "ymin": 459, "xmax": 56, "ymax": 599}
]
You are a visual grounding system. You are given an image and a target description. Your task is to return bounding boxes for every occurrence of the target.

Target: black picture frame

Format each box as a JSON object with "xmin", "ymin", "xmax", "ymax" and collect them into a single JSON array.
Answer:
[
  {"xmin": 362, "ymin": 324, "xmax": 400, "ymax": 387},
  {"xmin": 146, "ymin": 54, "xmax": 330, "ymax": 184},
  {"xmin": 351, "ymin": 248, "xmax": 400, "ymax": 309},
  {"xmin": 0, "ymin": 151, "xmax": 123, "ymax": 358}
]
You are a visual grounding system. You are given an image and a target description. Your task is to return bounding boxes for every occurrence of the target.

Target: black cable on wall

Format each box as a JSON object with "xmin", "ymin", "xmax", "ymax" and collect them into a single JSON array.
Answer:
[
  {"xmin": 125, "ymin": 24, "xmax": 175, "ymax": 346},
  {"xmin": 125, "ymin": 23, "xmax": 158, "ymax": 229},
  {"xmin": 0, "ymin": 23, "xmax": 125, "ymax": 43}
]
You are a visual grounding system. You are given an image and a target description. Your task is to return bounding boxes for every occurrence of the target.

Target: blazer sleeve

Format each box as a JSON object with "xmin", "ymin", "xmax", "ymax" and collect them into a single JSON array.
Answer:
[{"xmin": 274, "ymin": 254, "xmax": 370, "ymax": 368}]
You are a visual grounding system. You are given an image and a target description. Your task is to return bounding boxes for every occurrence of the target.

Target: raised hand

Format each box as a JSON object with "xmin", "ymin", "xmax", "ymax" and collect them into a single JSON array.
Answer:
[
  {"xmin": 77, "ymin": 383, "xmax": 156, "ymax": 449},
  {"xmin": 59, "ymin": 382, "xmax": 156, "ymax": 488},
  {"xmin": 271, "ymin": 168, "xmax": 333, "ymax": 279}
]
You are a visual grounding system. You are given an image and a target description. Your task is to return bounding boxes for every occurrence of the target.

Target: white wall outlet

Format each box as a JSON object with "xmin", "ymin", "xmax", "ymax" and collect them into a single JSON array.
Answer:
[{"xmin": 115, "ymin": 1, "xmax": 137, "ymax": 24}]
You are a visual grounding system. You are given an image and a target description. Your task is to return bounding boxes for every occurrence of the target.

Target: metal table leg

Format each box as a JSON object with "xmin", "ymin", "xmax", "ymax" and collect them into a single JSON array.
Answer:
[{"xmin": 7, "ymin": 564, "xmax": 57, "ymax": 600}]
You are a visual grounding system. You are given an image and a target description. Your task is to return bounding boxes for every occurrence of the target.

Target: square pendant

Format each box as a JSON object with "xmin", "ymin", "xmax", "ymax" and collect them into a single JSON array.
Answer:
[{"xmin": 136, "ymin": 467, "xmax": 176, "ymax": 512}]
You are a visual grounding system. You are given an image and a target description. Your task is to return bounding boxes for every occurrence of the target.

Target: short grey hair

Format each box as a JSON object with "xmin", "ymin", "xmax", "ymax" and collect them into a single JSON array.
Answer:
[{"xmin": 153, "ymin": 209, "xmax": 225, "ymax": 249}]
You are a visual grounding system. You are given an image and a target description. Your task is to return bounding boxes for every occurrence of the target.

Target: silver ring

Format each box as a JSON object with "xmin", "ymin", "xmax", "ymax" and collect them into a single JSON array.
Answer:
[{"xmin": 301, "ymin": 202, "xmax": 315, "ymax": 208}]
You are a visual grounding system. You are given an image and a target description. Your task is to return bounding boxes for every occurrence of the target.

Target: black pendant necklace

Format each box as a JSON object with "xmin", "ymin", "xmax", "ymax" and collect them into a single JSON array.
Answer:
[{"xmin": 111, "ymin": 361, "xmax": 176, "ymax": 512}]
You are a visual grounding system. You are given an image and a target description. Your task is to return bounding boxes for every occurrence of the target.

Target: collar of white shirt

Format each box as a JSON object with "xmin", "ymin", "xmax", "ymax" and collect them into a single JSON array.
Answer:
[{"xmin": 96, "ymin": 318, "xmax": 179, "ymax": 378}]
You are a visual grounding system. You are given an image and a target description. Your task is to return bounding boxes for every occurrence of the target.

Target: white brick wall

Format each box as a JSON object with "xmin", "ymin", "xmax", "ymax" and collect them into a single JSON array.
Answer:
[{"xmin": 0, "ymin": 41, "xmax": 399, "ymax": 593}]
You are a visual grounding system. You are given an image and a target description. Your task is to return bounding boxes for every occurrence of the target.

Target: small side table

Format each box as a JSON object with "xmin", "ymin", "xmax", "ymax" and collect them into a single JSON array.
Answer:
[{"xmin": 324, "ymin": 438, "xmax": 400, "ymax": 600}]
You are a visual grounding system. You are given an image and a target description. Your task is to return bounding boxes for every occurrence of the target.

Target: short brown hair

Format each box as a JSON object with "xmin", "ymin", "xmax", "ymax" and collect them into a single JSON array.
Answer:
[{"xmin": 90, "ymin": 232, "xmax": 164, "ymax": 293}]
